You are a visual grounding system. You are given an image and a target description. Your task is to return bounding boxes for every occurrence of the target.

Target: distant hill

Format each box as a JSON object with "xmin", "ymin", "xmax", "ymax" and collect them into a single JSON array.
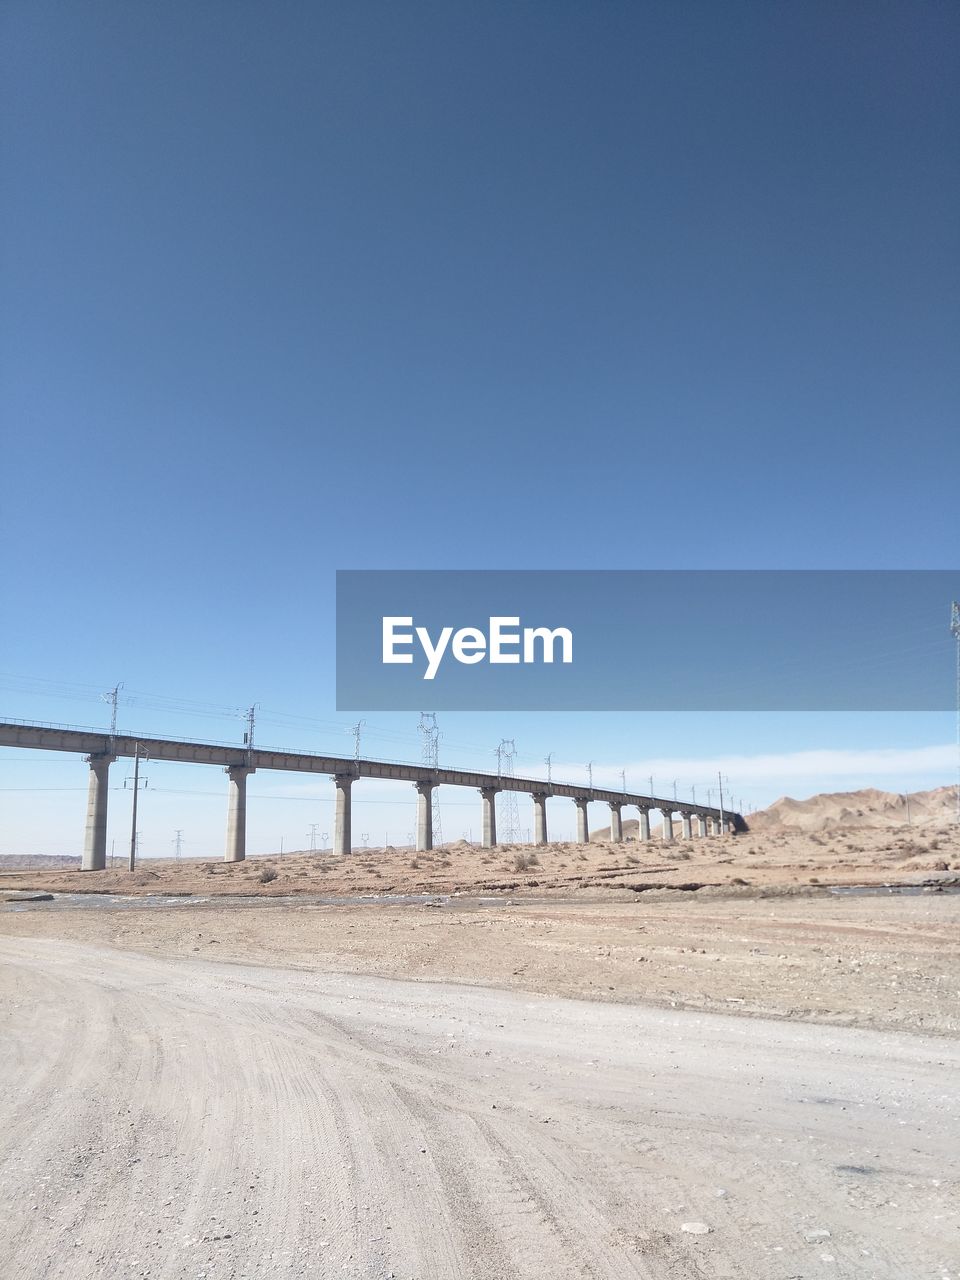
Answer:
[
  {"xmin": 745, "ymin": 785, "xmax": 958, "ymax": 833},
  {"xmin": 588, "ymin": 784, "xmax": 959, "ymax": 839},
  {"xmin": 0, "ymin": 854, "xmax": 81, "ymax": 871}
]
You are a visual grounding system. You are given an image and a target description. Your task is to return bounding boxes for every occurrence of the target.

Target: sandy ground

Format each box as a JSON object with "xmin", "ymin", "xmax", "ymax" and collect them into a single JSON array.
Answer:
[
  {"xmin": 3, "ymin": 892, "xmax": 960, "ymax": 1036},
  {"xmin": 1, "ymin": 935, "xmax": 958, "ymax": 1280},
  {"xmin": 2, "ymin": 827, "xmax": 959, "ymax": 1278},
  {"xmin": 2, "ymin": 822, "xmax": 959, "ymax": 901}
]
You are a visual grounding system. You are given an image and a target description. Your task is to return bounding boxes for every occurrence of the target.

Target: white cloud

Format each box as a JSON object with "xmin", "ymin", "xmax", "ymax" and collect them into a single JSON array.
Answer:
[{"xmin": 560, "ymin": 744, "xmax": 957, "ymax": 791}]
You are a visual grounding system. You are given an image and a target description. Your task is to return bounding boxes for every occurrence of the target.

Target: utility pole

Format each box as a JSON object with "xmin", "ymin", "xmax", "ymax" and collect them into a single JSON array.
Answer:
[
  {"xmin": 672, "ymin": 779, "xmax": 678, "ymax": 802},
  {"xmin": 649, "ymin": 775, "xmax": 654, "ymax": 798},
  {"xmin": 545, "ymin": 753, "xmax": 553, "ymax": 785},
  {"xmin": 620, "ymin": 769, "xmax": 626, "ymax": 795},
  {"xmin": 586, "ymin": 762, "xmax": 594, "ymax": 791},
  {"xmin": 308, "ymin": 823, "xmax": 319, "ymax": 852},
  {"xmin": 718, "ymin": 771, "xmax": 726, "ymax": 834},
  {"xmin": 126, "ymin": 744, "xmax": 148, "ymax": 872},
  {"xmin": 691, "ymin": 784, "xmax": 696, "ymax": 804}
]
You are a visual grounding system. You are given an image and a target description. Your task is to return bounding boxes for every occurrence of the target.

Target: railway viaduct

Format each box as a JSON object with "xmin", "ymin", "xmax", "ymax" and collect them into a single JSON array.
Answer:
[{"xmin": 0, "ymin": 720, "xmax": 744, "ymax": 870}]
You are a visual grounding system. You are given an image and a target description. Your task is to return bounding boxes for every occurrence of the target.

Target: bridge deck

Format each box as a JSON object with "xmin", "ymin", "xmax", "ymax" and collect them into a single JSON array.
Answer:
[{"xmin": 0, "ymin": 720, "xmax": 735, "ymax": 818}]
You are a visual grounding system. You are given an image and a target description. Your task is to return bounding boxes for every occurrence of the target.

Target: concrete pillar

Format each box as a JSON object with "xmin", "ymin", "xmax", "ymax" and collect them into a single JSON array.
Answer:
[
  {"xmin": 334, "ymin": 774, "xmax": 353, "ymax": 855},
  {"xmin": 480, "ymin": 787, "xmax": 498, "ymax": 847},
  {"xmin": 609, "ymin": 803, "xmax": 623, "ymax": 842},
  {"xmin": 575, "ymin": 797, "xmax": 590, "ymax": 844},
  {"xmin": 415, "ymin": 781, "xmax": 434, "ymax": 852},
  {"xmin": 638, "ymin": 809, "xmax": 651, "ymax": 842},
  {"xmin": 532, "ymin": 792, "xmax": 549, "ymax": 845},
  {"xmin": 81, "ymin": 752, "xmax": 115, "ymax": 871},
  {"xmin": 697, "ymin": 814, "xmax": 709, "ymax": 838},
  {"xmin": 225, "ymin": 765, "xmax": 255, "ymax": 862},
  {"xmin": 681, "ymin": 814, "xmax": 693, "ymax": 840},
  {"xmin": 660, "ymin": 808, "xmax": 674, "ymax": 842}
]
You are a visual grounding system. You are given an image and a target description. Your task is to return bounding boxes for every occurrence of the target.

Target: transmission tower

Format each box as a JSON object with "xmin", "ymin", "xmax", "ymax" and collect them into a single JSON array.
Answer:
[
  {"xmin": 496, "ymin": 739, "xmax": 521, "ymax": 842},
  {"xmin": 102, "ymin": 682, "xmax": 123, "ymax": 741},
  {"xmin": 173, "ymin": 829, "xmax": 184, "ymax": 864},
  {"xmin": 418, "ymin": 713, "xmax": 443, "ymax": 846},
  {"xmin": 242, "ymin": 704, "xmax": 259, "ymax": 766}
]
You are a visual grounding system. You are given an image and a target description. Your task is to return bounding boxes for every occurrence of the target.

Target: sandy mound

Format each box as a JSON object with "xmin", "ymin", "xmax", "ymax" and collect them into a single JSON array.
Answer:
[{"xmin": 746, "ymin": 785, "xmax": 958, "ymax": 832}]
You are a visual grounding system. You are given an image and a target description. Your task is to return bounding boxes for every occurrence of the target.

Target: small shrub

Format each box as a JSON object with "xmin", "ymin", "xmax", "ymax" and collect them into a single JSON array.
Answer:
[
  {"xmin": 258, "ymin": 865, "xmax": 278, "ymax": 884},
  {"xmin": 513, "ymin": 853, "xmax": 531, "ymax": 872}
]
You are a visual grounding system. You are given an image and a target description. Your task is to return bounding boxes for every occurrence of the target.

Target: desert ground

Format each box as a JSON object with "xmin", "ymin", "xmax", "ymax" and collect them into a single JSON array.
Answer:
[{"xmin": 2, "ymin": 812, "xmax": 959, "ymax": 1278}]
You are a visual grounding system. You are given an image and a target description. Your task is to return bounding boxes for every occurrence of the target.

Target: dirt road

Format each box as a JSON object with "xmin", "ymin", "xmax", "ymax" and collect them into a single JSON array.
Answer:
[{"xmin": 1, "ymin": 937, "xmax": 956, "ymax": 1279}]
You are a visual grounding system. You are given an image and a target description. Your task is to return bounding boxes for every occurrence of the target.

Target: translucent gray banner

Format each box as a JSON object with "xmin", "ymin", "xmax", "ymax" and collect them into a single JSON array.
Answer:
[{"xmin": 336, "ymin": 570, "xmax": 959, "ymax": 711}]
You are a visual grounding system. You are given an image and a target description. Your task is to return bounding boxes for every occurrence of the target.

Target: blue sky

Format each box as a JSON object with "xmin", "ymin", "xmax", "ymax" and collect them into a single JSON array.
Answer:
[{"xmin": 1, "ymin": 2, "xmax": 958, "ymax": 854}]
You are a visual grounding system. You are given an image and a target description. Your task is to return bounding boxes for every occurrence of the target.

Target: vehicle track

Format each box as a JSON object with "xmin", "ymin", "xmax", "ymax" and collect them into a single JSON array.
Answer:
[{"xmin": 0, "ymin": 937, "xmax": 956, "ymax": 1279}]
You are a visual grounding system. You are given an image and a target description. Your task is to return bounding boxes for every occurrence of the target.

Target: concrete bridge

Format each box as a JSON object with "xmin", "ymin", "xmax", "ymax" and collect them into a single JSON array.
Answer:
[{"xmin": 0, "ymin": 720, "xmax": 744, "ymax": 870}]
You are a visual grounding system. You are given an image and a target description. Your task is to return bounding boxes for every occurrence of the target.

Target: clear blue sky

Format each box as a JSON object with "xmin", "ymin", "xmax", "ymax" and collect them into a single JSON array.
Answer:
[{"xmin": 1, "ymin": 2, "xmax": 958, "ymax": 853}]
